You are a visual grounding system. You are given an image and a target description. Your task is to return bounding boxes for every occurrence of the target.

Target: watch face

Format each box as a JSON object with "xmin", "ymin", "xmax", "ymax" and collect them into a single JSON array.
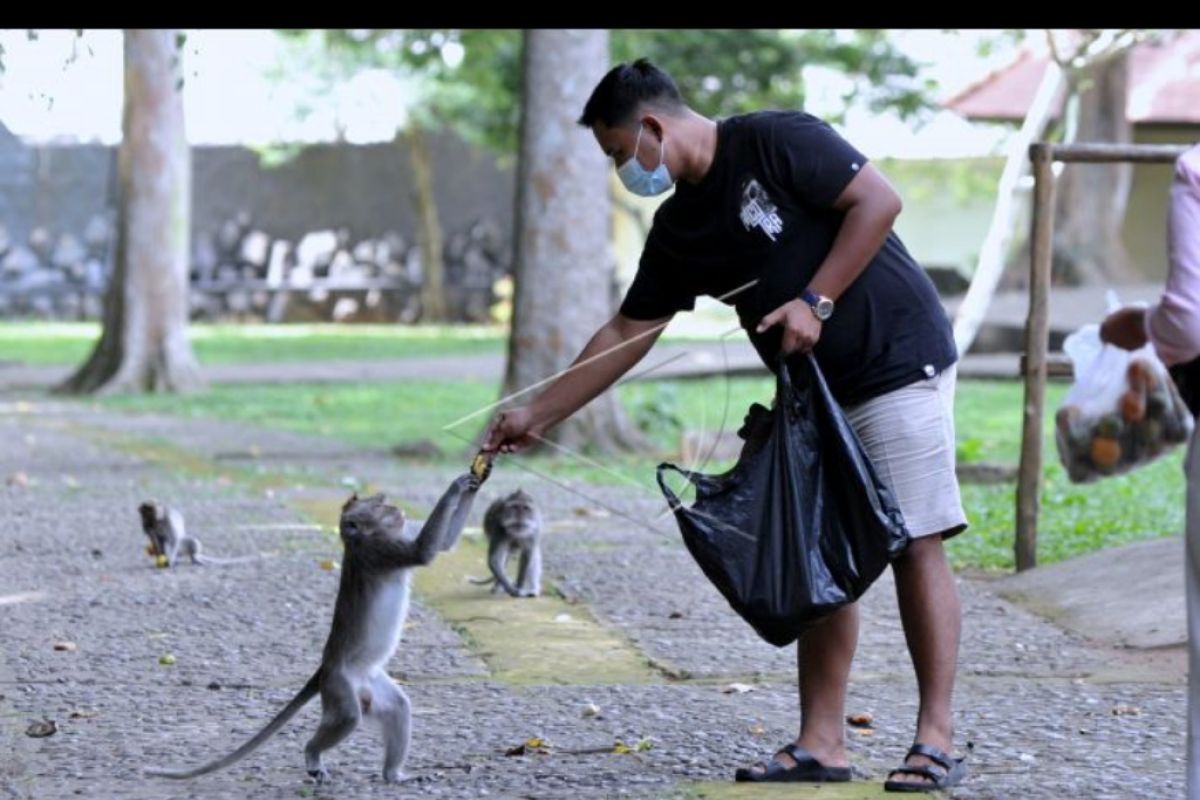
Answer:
[{"xmin": 815, "ymin": 298, "xmax": 834, "ymax": 320}]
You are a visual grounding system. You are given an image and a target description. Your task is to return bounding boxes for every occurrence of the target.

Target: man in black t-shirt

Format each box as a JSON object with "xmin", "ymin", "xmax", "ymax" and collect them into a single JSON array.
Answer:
[{"xmin": 484, "ymin": 59, "xmax": 968, "ymax": 792}]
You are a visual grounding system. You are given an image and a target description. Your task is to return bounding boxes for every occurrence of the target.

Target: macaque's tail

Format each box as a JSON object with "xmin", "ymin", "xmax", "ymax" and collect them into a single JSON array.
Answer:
[{"xmin": 145, "ymin": 672, "xmax": 319, "ymax": 779}]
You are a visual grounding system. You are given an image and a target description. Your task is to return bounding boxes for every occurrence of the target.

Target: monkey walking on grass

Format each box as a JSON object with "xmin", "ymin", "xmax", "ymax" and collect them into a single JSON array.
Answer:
[{"xmin": 470, "ymin": 489, "xmax": 544, "ymax": 598}]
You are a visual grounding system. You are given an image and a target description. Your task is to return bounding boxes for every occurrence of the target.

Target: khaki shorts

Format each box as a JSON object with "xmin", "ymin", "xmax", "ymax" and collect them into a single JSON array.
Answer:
[{"xmin": 843, "ymin": 365, "xmax": 968, "ymax": 539}]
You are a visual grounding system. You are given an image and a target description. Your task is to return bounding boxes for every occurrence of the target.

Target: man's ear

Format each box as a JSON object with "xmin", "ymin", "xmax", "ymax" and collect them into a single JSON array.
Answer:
[{"xmin": 641, "ymin": 113, "xmax": 665, "ymax": 142}]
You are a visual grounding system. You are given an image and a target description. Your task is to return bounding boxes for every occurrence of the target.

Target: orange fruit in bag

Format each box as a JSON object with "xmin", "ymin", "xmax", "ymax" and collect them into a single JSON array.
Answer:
[
  {"xmin": 1090, "ymin": 436, "xmax": 1122, "ymax": 469},
  {"xmin": 1120, "ymin": 390, "xmax": 1147, "ymax": 423},
  {"xmin": 1128, "ymin": 359, "xmax": 1158, "ymax": 392}
]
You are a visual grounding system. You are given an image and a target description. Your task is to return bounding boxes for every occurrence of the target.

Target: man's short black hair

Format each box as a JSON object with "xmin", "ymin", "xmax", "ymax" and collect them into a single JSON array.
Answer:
[{"xmin": 577, "ymin": 58, "xmax": 685, "ymax": 129}]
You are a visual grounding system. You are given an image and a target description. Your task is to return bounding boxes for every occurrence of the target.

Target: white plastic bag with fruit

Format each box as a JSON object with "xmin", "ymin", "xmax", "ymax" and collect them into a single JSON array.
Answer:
[{"xmin": 1055, "ymin": 309, "xmax": 1194, "ymax": 482}]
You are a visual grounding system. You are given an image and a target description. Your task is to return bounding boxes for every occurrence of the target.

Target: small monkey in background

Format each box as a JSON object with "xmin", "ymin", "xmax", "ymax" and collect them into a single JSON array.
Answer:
[
  {"xmin": 146, "ymin": 473, "xmax": 480, "ymax": 784},
  {"xmin": 471, "ymin": 489, "xmax": 543, "ymax": 598},
  {"xmin": 138, "ymin": 502, "xmax": 253, "ymax": 567}
]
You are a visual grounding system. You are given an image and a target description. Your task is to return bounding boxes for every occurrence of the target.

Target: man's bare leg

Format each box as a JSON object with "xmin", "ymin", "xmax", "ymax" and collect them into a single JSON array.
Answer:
[
  {"xmin": 888, "ymin": 534, "xmax": 962, "ymax": 787},
  {"xmin": 741, "ymin": 602, "xmax": 859, "ymax": 775}
]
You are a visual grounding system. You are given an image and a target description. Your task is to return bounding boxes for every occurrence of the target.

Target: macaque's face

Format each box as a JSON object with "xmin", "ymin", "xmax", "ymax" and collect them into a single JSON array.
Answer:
[
  {"xmin": 139, "ymin": 503, "xmax": 165, "ymax": 555},
  {"xmin": 340, "ymin": 494, "xmax": 407, "ymax": 545},
  {"xmin": 499, "ymin": 490, "xmax": 539, "ymax": 536}
]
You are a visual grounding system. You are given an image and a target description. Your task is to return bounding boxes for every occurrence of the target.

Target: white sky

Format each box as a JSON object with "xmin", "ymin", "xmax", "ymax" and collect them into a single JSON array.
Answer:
[
  {"xmin": 0, "ymin": 29, "xmax": 1022, "ymax": 158},
  {"xmin": 801, "ymin": 29, "xmax": 1023, "ymax": 158}
]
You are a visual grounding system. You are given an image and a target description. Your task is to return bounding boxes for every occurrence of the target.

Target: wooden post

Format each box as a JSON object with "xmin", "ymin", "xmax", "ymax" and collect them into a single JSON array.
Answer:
[
  {"xmin": 1046, "ymin": 143, "xmax": 1188, "ymax": 163},
  {"xmin": 1015, "ymin": 143, "xmax": 1057, "ymax": 572},
  {"xmin": 1012, "ymin": 142, "xmax": 1186, "ymax": 572}
]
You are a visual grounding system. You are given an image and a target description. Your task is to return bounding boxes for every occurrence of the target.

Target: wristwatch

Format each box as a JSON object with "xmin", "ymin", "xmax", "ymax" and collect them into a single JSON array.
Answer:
[{"xmin": 800, "ymin": 288, "xmax": 835, "ymax": 322}]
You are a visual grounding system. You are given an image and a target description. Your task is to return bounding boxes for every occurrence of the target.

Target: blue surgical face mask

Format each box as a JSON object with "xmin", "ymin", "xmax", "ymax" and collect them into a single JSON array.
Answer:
[{"xmin": 617, "ymin": 124, "xmax": 673, "ymax": 197}]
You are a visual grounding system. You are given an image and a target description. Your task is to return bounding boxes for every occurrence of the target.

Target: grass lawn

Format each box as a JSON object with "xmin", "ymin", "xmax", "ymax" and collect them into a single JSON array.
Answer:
[
  {"xmin": 0, "ymin": 321, "xmax": 742, "ymax": 367},
  {"xmin": 0, "ymin": 322, "xmax": 505, "ymax": 365}
]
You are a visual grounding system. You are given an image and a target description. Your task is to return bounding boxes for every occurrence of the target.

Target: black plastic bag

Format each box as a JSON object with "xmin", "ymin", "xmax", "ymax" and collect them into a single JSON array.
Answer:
[{"xmin": 656, "ymin": 354, "xmax": 910, "ymax": 647}]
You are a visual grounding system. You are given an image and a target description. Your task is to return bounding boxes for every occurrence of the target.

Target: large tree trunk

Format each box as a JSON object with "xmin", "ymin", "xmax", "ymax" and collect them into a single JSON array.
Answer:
[
  {"xmin": 403, "ymin": 123, "xmax": 448, "ymax": 322},
  {"xmin": 503, "ymin": 29, "xmax": 642, "ymax": 454},
  {"xmin": 59, "ymin": 29, "xmax": 201, "ymax": 394},
  {"xmin": 1052, "ymin": 52, "xmax": 1137, "ymax": 285}
]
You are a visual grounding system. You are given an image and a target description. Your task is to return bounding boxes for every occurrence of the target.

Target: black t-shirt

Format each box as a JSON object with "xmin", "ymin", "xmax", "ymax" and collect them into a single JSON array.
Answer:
[{"xmin": 619, "ymin": 110, "xmax": 956, "ymax": 407}]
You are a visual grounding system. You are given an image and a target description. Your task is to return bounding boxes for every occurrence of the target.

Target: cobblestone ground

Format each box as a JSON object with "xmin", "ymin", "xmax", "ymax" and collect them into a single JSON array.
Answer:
[{"xmin": 0, "ymin": 398, "xmax": 1186, "ymax": 799}]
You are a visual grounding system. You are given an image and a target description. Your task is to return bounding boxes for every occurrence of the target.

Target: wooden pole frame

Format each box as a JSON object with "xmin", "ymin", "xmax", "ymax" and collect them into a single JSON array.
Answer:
[{"xmin": 1014, "ymin": 141, "xmax": 1190, "ymax": 572}]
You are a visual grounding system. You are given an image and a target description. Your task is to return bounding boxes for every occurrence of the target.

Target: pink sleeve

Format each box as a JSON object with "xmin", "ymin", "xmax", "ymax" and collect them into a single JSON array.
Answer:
[{"xmin": 1146, "ymin": 144, "xmax": 1200, "ymax": 367}]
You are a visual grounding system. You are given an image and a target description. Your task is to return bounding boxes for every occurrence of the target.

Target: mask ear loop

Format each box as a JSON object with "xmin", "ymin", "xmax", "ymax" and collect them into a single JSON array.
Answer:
[
  {"xmin": 640, "ymin": 121, "xmax": 666, "ymax": 171},
  {"xmin": 630, "ymin": 123, "xmax": 645, "ymax": 167}
]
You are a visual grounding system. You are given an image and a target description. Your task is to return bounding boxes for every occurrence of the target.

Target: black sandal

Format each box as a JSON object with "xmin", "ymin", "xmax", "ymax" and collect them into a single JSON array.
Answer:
[
  {"xmin": 884, "ymin": 742, "xmax": 967, "ymax": 792},
  {"xmin": 734, "ymin": 742, "xmax": 852, "ymax": 783}
]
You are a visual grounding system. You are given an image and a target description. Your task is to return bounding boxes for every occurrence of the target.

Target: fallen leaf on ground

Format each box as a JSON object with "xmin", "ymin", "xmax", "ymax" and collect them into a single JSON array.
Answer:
[
  {"xmin": 505, "ymin": 737, "xmax": 551, "ymax": 756},
  {"xmin": 25, "ymin": 720, "xmax": 56, "ymax": 738},
  {"xmin": 846, "ymin": 712, "xmax": 874, "ymax": 728},
  {"xmin": 720, "ymin": 682, "xmax": 755, "ymax": 694},
  {"xmin": 52, "ymin": 640, "xmax": 77, "ymax": 652},
  {"xmin": 1112, "ymin": 704, "xmax": 1140, "ymax": 716},
  {"xmin": 159, "ymin": 654, "xmax": 176, "ymax": 666},
  {"xmin": 573, "ymin": 506, "xmax": 611, "ymax": 518},
  {"xmin": 613, "ymin": 737, "xmax": 654, "ymax": 754},
  {"xmin": 581, "ymin": 703, "xmax": 601, "ymax": 718}
]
